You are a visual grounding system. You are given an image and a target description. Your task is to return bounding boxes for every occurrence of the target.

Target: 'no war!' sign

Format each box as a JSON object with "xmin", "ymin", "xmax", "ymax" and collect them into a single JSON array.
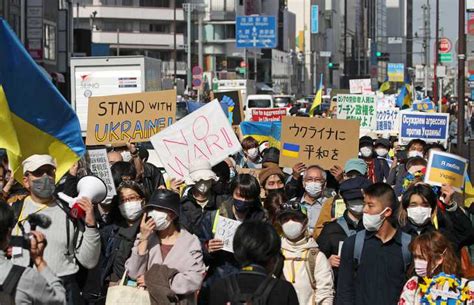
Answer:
[{"xmin": 86, "ymin": 90, "xmax": 176, "ymax": 145}]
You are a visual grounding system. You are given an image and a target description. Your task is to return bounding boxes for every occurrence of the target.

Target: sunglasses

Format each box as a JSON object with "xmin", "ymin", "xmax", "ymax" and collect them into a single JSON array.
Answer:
[{"xmin": 28, "ymin": 167, "xmax": 56, "ymax": 177}]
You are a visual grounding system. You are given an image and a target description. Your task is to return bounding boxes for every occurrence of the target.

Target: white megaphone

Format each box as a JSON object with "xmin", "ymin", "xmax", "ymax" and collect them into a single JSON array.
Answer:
[{"xmin": 58, "ymin": 176, "xmax": 108, "ymax": 219}]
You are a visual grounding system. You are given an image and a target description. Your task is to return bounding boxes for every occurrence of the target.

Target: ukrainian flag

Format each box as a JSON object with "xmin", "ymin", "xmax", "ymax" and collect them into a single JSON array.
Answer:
[
  {"xmin": 309, "ymin": 74, "xmax": 323, "ymax": 117},
  {"xmin": 240, "ymin": 121, "xmax": 281, "ymax": 149},
  {"xmin": 0, "ymin": 19, "xmax": 85, "ymax": 181},
  {"xmin": 395, "ymin": 83, "xmax": 412, "ymax": 109},
  {"xmin": 379, "ymin": 79, "xmax": 390, "ymax": 93},
  {"xmin": 282, "ymin": 143, "xmax": 300, "ymax": 158}
]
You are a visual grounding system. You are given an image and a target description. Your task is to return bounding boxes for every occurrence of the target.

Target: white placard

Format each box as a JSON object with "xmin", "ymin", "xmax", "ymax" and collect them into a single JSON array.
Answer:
[
  {"xmin": 151, "ymin": 100, "xmax": 242, "ymax": 180},
  {"xmin": 349, "ymin": 79, "xmax": 372, "ymax": 94},
  {"xmin": 87, "ymin": 149, "xmax": 117, "ymax": 197},
  {"xmin": 214, "ymin": 216, "xmax": 241, "ymax": 253}
]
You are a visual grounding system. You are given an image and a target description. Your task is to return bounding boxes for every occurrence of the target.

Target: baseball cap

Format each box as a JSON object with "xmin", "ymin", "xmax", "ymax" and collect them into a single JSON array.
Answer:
[
  {"xmin": 340, "ymin": 176, "xmax": 373, "ymax": 201},
  {"xmin": 22, "ymin": 154, "xmax": 56, "ymax": 174},
  {"xmin": 344, "ymin": 158, "xmax": 367, "ymax": 175},
  {"xmin": 184, "ymin": 159, "xmax": 219, "ymax": 185}
]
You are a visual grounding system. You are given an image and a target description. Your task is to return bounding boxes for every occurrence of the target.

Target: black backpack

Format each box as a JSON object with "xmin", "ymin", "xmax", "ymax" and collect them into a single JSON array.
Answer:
[
  {"xmin": 0, "ymin": 265, "xmax": 26, "ymax": 305},
  {"xmin": 224, "ymin": 274, "xmax": 278, "ymax": 305}
]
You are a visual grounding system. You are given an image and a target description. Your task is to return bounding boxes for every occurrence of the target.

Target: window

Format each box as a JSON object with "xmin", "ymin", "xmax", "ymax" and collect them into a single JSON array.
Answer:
[
  {"xmin": 43, "ymin": 23, "xmax": 56, "ymax": 61},
  {"xmin": 248, "ymin": 99, "xmax": 271, "ymax": 108}
]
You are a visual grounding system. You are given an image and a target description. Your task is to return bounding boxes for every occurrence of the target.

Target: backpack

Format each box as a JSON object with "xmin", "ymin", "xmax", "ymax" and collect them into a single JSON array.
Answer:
[
  {"xmin": 353, "ymin": 230, "xmax": 412, "ymax": 272},
  {"xmin": 283, "ymin": 247, "xmax": 319, "ymax": 290},
  {"xmin": 224, "ymin": 274, "xmax": 278, "ymax": 305},
  {"xmin": 0, "ymin": 265, "xmax": 26, "ymax": 305},
  {"xmin": 336, "ymin": 217, "xmax": 357, "ymax": 237}
]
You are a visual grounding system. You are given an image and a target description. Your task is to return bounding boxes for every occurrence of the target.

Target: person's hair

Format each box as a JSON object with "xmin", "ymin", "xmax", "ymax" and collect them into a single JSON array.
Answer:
[
  {"xmin": 117, "ymin": 180, "xmax": 147, "ymax": 202},
  {"xmin": 398, "ymin": 184, "xmax": 438, "ymax": 227},
  {"xmin": 364, "ymin": 182, "xmax": 399, "ymax": 227},
  {"xmin": 345, "ymin": 170, "xmax": 364, "ymax": 179},
  {"xmin": 424, "ymin": 143, "xmax": 446, "ymax": 157},
  {"xmin": 212, "ymin": 161, "xmax": 230, "ymax": 182},
  {"xmin": 231, "ymin": 174, "xmax": 261, "ymax": 201},
  {"xmin": 0, "ymin": 200, "xmax": 14, "ymax": 246},
  {"xmin": 407, "ymin": 139, "xmax": 427, "ymax": 151},
  {"xmin": 263, "ymin": 191, "xmax": 287, "ymax": 230},
  {"xmin": 241, "ymin": 136, "xmax": 259, "ymax": 150},
  {"xmin": 303, "ymin": 165, "xmax": 327, "ymax": 181},
  {"xmin": 409, "ymin": 231, "xmax": 460, "ymax": 278},
  {"xmin": 233, "ymin": 220, "xmax": 281, "ymax": 267},
  {"xmin": 111, "ymin": 161, "xmax": 137, "ymax": 187},
  {"xmin": 262, "ymin": 172, "xmax": 285, "ymax": 188}
]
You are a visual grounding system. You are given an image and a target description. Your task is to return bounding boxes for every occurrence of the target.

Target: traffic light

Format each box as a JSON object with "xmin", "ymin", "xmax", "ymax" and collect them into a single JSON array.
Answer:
[
  {"xmin": 376, "ymin": 52, "xmax": 390, "ymax": 61},
  {"xmin": 328, "ymin": 62, "xmax": 339, "ymax": 69}
]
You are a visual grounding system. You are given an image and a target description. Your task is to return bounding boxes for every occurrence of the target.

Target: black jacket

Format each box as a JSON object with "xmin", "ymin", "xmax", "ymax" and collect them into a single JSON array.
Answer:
[{"xmin": 141, "ymin": 163, "xmax": 165, "ymax": 197}]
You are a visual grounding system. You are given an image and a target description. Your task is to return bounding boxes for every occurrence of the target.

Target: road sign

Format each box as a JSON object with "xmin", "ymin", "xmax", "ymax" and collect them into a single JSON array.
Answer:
[
  {"xmin": 439, "ymin": 53, "xmax": 453, "ymax": 63},
  {"xmin": 311, "ymin": 5, "xmax": 319, "ymax": 34},
  {"xmin": 439, "ymin": 38, "xmax": 452, "ymax": 53},
  {"xmin": 320, "ymin": 51, "xmax": 331, "ymax": 57},
  {"xmin": 192, "ymin": 66, "xmax": 202, "ymax": 76},
  {"xmin": 236, "ymin": 15, "xmax": 277, "ymax": 48},
  {"xmin": 192, "ymin": 78, "xmax": 202, "ymax": 87}
]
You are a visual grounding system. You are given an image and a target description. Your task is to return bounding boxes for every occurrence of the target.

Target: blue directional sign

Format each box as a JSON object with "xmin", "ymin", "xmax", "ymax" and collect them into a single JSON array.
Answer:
[
  {"xmin": 236, "ymin": 15, "xmax": 277, "ymax": 48},
  {"xmin": 311, "ymin": 5, "xmax": 319, "ymax": 34}
]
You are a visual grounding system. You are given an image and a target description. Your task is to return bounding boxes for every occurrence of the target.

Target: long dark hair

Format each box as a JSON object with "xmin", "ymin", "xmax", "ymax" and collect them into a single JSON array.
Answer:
[{"xmin": 399, "ymin": 184, "xmax": 437, "ymax": 227}]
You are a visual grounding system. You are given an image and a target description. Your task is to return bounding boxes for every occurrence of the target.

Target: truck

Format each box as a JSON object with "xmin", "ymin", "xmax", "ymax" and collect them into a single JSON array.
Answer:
[
  {"xmin": 214, "ymin": 79, "xmax": 256, "ymax": 103},
  {"xmin": 70, "ymin": 56, "xmax": 163, "ymax": 133}
]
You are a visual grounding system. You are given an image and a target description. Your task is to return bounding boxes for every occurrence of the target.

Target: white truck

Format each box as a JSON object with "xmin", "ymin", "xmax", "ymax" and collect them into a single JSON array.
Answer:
[
  {"xmin": 70, "ymin": 56, "xmax": 163, "ymax": 133},
  {"xmin": 214, "ymin": 79, "xmax": 256, "ymax": 103}
]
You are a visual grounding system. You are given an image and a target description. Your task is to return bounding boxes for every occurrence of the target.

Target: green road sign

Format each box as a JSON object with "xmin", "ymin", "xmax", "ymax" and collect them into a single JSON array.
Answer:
[{"xmin": 439, "ymin": 53, "xmax": 453, "ymax": 63}]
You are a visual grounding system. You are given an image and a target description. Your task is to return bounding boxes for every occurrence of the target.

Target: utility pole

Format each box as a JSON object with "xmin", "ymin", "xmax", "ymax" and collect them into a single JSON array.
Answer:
[
  {"xmin": 407, "ymin": 0, "xmax": 413, "ymax": 69},
  {"xmin": 457, "ymin": 0, "xmax": 466, "ymax": 155},
  {"xmin": 173, "ymin": 0, "xmax": 177, "ymax": 84},
  {"xmin": 117, "ymin": 28, "xmax": 120, "ymax": 56},
  {"xmin": 184, "ymin": 3, "xmax": 192, "ymax": 89},
  {"xmin": 433, "ymin": 0, "xmax": 439, "ymax": 106},
  {"xmin": 422, "ymin": 0, "xmax": 430, "ymax": 97}
]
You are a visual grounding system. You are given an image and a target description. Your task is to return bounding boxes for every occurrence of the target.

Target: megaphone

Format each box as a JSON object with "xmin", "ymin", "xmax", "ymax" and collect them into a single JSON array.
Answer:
[{"xmin": 58, "ymin": 175, "xmax": 108, "ymax": 219}]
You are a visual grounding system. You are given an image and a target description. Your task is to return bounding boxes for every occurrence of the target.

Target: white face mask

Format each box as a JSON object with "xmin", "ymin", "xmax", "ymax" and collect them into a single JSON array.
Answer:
[
  {"xmin": 408, "ymin": 150, "xmax": 423, "ymax": 158},
  {"xmin": 363, "ymin": 207, "xmax": 388, "ymax": 232},
  {"xmin": 247, "ymin": 148, "xmax": 259, "ymax": 160},
  {"xmin": 407, "ymin": 207, "xmax": 432, "ymax": 226},
  {"xmin": 282, "ymin": 220, "xmax": 305, "ymax": 240},
  {"xmin": 119, "ymin": 200, "xmax": 142, "ymax": 221},
  {"xmin": 121, "ymin": 151, "xmax": 132, "ymax": 162},
  {"xmin": 148, "ymin": 210, "xmax": 171, "ymax": 231},
  {"xmin": 347, "ymin": 199, "xmax": 364, "ymax": 216},
  {"xmin": 375, "ymin": 148, "xmax": 388, "ymax": 157},
  {"xmin": 360, "ymin": 147, "xmax": 373, "ymax": 158},
  {"xmin": 305, "ymin": 182, "xmax": 323, "ymax": 198}
]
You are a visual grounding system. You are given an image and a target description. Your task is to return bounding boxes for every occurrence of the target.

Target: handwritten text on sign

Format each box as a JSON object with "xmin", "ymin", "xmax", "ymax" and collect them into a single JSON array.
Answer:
[
  {"xmin": 150, "ymin": 100, "xmax": 242, "ymax": 180},
  {"xmin": 251, "ymin": 108, "xmax": 287, "ymax": 122},
  {"xmin": 86, "ymin": 90, "xmax": 176, "ymax": 145},
  {"xmin": 214, "ymin": 216, "xmax": 241, "ymax": 253},
  {"xmin": 87, "ymin": 149, "xmax": 117, "ymax": 196},
  {"xmin": 279, "ymin": 117, "xmax": 360, "ymax": 169},
  {"xmin": 337, "ymin": 94, "xmax": 376, "ymax": 129},
  {"xmin": 398, "ymin": 112, "xmax": 449, "ymax": 144}
]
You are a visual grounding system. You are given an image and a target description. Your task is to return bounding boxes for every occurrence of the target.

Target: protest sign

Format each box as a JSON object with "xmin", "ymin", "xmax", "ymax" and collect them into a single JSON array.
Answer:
[
  {"xmin": 213, "ymin": 90, "xmax": 244, "ymax": 125},
  {"xmin": 337, "ymin": 94, "xmax": 376, "ymax": 129},
  {"xmin": 376, "ymin": 107, "xmax": 400, "ymax": 133},
  {"xmin": 237, "ymin": 167, "xmax": 261, "ymax": 179},
  {"xmin": 425, "ymin": 151, "xmax": 468, "ymax": 191},
  {"xmin": 279, "ymin": 117, "xmax": 360, "ymax": 169},
  {"xmin": 214, "ymin": 215, "xmax": 241, "ymax": 253},
  {"xmin": 398, "ymin": 112, "xmax": 449, "ymax": 144},
  {"xmin": 150, "ymin": 100, "xmax": 242, "ymax": 180},
  {"xmin": 387, "ymin": 63, "xmax": 405, "ymax": 82},
  {"xmin": 87, "ymin": 149, "xmax": 117, "ymax": 196},
  {"xmin": 349, "ymin": 79, "xmax": 372, "ymax": 94},
  {"xmin": 251, "ymin": 108, "xmax": 286, "ymax": 122},
  {"xmin": 86, "ymin": 90, "xmax": 176, "ymax": 145},
  {"xmin": 412, "ymin": 100, "xmax": 436, "ymax": 112}
]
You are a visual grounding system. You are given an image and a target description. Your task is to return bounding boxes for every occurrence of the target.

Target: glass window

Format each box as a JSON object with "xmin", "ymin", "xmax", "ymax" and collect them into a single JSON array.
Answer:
[
  {"xmin": 248, "ymin": 99, "xmax": 271, "ymax": 108},
  {"xmin": 43, "ymin": 23, "xmax": 56, "ymax": 61}
]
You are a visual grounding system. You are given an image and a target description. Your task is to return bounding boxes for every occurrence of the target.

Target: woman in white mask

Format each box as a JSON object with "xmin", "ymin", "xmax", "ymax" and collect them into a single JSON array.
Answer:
[
  {"xmin": 125, "ymin": 189, "xmax": 205, "ymax": 304},
  {"xmin": 238, "ymin": 136, "xmax": 263, "ymax": 169},
  {"xmin": 398, "ymin": 183, "xmax": 473, "ymax": 254},
  {"xmin": 279, "ymin": 202, "xmax": 334, "ymax": 305},
  {"xmin": 398, "ymin": 231, "xmax": 473, "ymax": 305}
]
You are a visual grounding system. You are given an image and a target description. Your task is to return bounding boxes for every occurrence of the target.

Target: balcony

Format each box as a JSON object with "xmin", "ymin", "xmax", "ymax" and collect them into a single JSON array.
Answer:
[
  {"xmin": 92, "ymin": 31, "xmax": 185, "ymax": 49},
  {"xmin": 75, "ymin": 5, "xmax": 184, "ymax": 21},
  {"xmin": 162, "ymin": 61, "xmax": 187, "ymax": 75}
]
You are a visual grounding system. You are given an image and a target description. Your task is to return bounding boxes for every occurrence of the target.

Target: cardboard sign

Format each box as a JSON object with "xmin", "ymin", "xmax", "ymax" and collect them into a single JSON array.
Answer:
[
  {"xmin": 376, "ymin": 107, "xmax": 400, "ymax": 133},
  {"xmin": 213, "ymin": 90, "xmax": 244, "ymax": 125},
  {"xmin": 251, "ymin": 108, "xmax": 286, "ymax": 122},
  {"xmin": 399, "ymin": 112, "xmax": 449, "ymax": 144},
  {"xmin": 86, "ymin": 90, "xmax": 176, "ymax": 145},
  {"xmin": 337, "ymin": 94, "xmax": 376, "ymax": 129},
  {"xmin": 214, "ymin": 216, "xmax": 241, "ymax": 253},
  {"xmin": 150, "ymin": 100, "xmax": 242, "ymax": 180},
  {"xmin": 349, "ymin": 79, "xmax": 372, "ymax": 94},
  {"xmin": 279, "ymin": 117, "xmax": 360, "ymax": 169},
  {"xmin": 425, "ymin": 151, "xmax": 468, "ymax": 191},
  {"xmin": 87, "ymin": 149, "xmax": 117, "ymax": 196}
]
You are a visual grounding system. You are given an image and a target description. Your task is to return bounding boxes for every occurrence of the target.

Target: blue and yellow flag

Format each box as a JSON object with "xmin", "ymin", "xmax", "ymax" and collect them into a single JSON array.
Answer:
[
  {"xmin": 240, "ymin": 121, "xmax": 281, "ymax": 149},
  {"xmin": 282, "ymin": 143, "xmax": 300, "ymax": 158},
  {"xmin": 379, "ymin": 79, "xmax": 390, "ymax": 92},
  {"xmin": 309, "ymin": 74, "xmax": 323, "ymax": 117},
  {"xmin": 0, "ymin": 19, "xmax": 85, "ymax": 181},
  {"xmin": 395, "ymin": 83, "xmax": 412, "ymax": 108}
]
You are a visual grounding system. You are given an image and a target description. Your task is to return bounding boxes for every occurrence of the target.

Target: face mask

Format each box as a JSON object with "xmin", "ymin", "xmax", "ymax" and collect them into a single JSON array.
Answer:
[
  {"xmin": 195, "ymin": 180, "xmax": 212, "ymax": 195},
  {"xmin": 305, "ymin": 182, "xmax": 322, "ymax": 198},
  {"xmin": 363, "ymin": 207, "xmax": 388, "ymax": 232},
  {"xmin": 375, "ymin": 148, "xmax": 388, "ymax": 157},
  {"xmin": 282, "ymin": 220, "xmax": 305, "ymax": 240},
  {"xmin": 347, "ymin": 199, "xmax": 364, "ymax": 216},
  {"xmin": 247, "ymin": 148, "xmax": 259, "ymax": 160},
  {"xmin": 360, "ymin": 147, "xmax": 373, "ymax": 158},
  {"xmin": 408, "ymin": 150, "xmax": 423, "ymax": 158},
  {"xmin": 31, "ymin": 175, "xmax": 56, "ymax": 199},
  {"xmin": 119, "ymin": 200, "xmax": 142, "ymax": 221},
  {"xmin": 414, "ymin": 258, "xmax": 428, "ymax": 277},
  {"xmin": 229, "ymin": 168, "xmax": 236, "ymax": 180},
  {"xmin": 233, "ymin": 199, "xmax": 252, "ymax": 213},
  {"xmin": 147, "ymin": 210, "xmax": 171, "ymax": 231},
  {"xmin": 407, "ymin": 207, "xmax": 432, "ymax": 226},
  {"xmin": 120, "ymin": 151, "xmax": 132, "ymax": 162}
]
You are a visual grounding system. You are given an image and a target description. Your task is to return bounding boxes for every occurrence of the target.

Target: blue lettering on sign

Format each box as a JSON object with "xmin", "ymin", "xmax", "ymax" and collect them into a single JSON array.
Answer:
[{"xmin": 431, "ymin": 154, "xmax": 466, "ymax": 176}]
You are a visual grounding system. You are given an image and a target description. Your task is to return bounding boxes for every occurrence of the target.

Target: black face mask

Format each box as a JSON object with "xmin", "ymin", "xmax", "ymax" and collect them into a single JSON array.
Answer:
[{"xmin": 233, "ymin": 199, "xmax": 253, "ymax": 213}]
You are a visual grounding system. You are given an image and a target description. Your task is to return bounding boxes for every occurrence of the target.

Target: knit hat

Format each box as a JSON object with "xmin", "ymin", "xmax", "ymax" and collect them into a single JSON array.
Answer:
[
  {"xmin": 145, "ymin": 189, "xmax": 181, "ymax": 217},
  {"xmin": 259, "ymin": 166, "xmax": 285, "ymax": 185},
  {"xmin": 261, "ymin": 147, "xmax": 280, "ymax": 165},
  {"xmin": 359, "ymin": 136, "xmax": 374, "ymax": 149}
]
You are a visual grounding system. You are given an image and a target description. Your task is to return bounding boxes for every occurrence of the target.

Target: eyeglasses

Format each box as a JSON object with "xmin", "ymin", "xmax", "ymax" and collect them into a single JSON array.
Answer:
[
  {"xmin": 304, "ymin": 178, "xmax": 325, "ymax": 183},
  {"xmin": 121, "ymin": 195, "xmax": 142, "ymax": 203}
]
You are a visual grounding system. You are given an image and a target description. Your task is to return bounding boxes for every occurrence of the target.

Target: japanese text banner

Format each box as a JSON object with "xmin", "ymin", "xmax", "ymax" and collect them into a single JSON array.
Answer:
[
  {"xmin": 279, "ymin": 117, "xmax": 360, "ymax": 169},
  {"xmin": 337, "ymin": 94, "xmax": 376, "ymax": 130}
]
